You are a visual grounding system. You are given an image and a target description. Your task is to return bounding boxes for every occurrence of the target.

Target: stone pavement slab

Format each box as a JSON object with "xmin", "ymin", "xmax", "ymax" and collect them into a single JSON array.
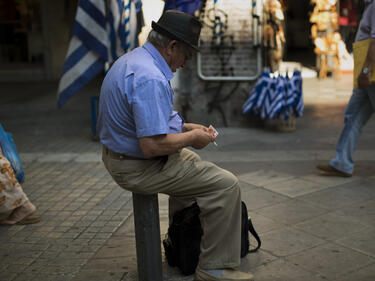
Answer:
[{"xmin": 285, "ymin": 242, "xmax": 374, "ymax": 281}]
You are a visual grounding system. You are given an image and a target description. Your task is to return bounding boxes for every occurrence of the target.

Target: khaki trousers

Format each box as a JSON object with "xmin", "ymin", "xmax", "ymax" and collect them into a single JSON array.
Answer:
[{"xmin": 102, "ymin": 147, "xmax": 241, "ymax": 269}]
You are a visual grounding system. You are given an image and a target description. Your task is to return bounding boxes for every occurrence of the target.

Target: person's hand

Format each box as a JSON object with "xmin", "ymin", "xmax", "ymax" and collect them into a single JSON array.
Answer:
[
  {"xmin": 191, "ymin": 128, "xmax": 216, "ymax": 149},
  {"xmin": 183, "ymin": 123, "xmax": 208, "ymax": 132},
  {"xmin": 358, "ymin": 72, "xmax": 372, "ymax": 89},
  {"xmin": 207, "ymin": 125, "xmax": 216, "ymax": 136}
]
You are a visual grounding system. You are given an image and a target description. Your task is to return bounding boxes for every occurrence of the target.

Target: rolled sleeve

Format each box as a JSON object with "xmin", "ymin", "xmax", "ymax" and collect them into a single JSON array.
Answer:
[
  {"xmin": 133, "ymin": 79, "xmax": 172, "ymax": 138},
  {"xmin": 168, "ymin": 111, "xmax": 184, "ymax": 133},
  {"xmin": 371, "ymin": 2, "xmax": 375, "ymax": 38}
]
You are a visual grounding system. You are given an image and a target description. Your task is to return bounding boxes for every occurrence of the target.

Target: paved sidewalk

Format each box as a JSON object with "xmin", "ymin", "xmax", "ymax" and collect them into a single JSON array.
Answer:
[{"xmin": 0, "ymin": 74, "xmax": 374, "ymax": 281}]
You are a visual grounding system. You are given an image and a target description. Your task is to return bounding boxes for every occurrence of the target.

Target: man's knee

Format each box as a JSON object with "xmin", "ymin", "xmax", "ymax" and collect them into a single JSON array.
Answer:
[
  {"xmin": 344, "ymin": 112, "xmax": 367, "ymax": 130},
  {"xmin": 221, "ymin": 170, "xmax": 240, "ymax": 192}
]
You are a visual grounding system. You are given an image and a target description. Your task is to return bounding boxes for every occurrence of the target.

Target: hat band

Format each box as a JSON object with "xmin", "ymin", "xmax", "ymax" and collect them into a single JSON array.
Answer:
[{"xmin": 151, "ymin": 22, "xmax": 199, "ymax": 51}]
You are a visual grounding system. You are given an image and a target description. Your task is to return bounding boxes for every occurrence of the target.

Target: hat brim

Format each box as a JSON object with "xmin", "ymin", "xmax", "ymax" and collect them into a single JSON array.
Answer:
[{"xmin": 152, "ymin": 21, "xmax": 200, "ymax": 52}]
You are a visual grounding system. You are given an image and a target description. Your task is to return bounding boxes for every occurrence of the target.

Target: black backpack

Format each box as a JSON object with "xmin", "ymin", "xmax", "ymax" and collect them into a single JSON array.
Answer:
[{"xmin": 163, "ymin": 201, "xmax": 261, "ymax": 275}]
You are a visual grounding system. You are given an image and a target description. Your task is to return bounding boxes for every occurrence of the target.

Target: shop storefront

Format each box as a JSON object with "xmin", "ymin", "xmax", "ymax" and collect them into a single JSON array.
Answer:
[{"xmin": 0, "ymin": 0, "xmax": 77, "ymax": 81}]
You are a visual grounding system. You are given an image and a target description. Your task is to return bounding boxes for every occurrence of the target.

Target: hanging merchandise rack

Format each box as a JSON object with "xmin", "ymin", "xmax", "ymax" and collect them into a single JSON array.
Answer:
[
  {"xmin": 197, "ymin": 0, "xmax": 263, "ymax": 81},
  {"xmin": 242, "ymin": 69, "xmax": 304, "ymax": 131},
  {"xmin": 262, "ymin": 0, "xmax": 286, "ymax": 72},
  {"xmin": 310, "ymin": 0, "xmax": 342, "ymax": 79}
]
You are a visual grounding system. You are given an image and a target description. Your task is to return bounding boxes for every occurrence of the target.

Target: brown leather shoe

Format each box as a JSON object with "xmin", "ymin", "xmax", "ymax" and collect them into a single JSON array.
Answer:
[
  {"xmin": 194, "ymin": 267, "xmax": 254, "ymax": 281},
  {"xmin": 316, "ymin": 164, "xmax": 352, "ymax": 177}
]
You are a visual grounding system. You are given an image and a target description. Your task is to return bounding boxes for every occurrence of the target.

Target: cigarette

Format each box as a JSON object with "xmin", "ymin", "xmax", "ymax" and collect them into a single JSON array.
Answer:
[{"xmin": 209, "ymin": 125, "xmax": 218, "ymax": 146}]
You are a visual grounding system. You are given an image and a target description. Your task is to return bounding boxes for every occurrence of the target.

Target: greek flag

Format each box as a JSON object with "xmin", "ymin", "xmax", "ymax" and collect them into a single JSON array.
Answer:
[
  {"xmin": 242, "ymin": 70, "xmax": 283, "ymax": 120},
  {"xmin": 57, "ymin": 0, "xmax": 139, "ymax": 108},
  {"xmin": 242, "ymin": 70, "xmax": 303, "ymax": 120},
  {"xmin": 289, "ymin": 70, "xmax": 304, "ymax": 118},
  {"xmin": 266, "ymin": 75, "xmax": 285, "ymax": 119}
]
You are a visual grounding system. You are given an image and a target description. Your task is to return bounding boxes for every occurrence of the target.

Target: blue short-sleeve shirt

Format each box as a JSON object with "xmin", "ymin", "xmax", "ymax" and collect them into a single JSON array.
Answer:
[
  {"xmin": 97, "ymin": 42, "xmax": 184, "ymax": 158},
  {"xmin": 355, "ymin": 0, "xmax": 375, "ymax": 41}
]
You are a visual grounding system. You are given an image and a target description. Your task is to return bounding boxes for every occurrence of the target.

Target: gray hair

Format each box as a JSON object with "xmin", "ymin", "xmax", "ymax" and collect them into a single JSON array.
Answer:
[{"xmin": 147, "ymin": 30, "xmax": 173, "ymax": 48}]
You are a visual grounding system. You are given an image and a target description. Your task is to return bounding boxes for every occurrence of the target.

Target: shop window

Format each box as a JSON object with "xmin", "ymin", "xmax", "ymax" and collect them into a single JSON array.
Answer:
[{"xmin": 0, "ymin": 0, "xmax": 43, "ymax": 64}]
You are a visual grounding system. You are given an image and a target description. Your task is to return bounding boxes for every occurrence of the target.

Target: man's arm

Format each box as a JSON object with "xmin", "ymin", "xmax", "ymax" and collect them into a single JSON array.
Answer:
[
  {"xmin": 139, "ymin": 128, "xmax": 215, "ymax": 158},
  {"xmin": 358, "ymin": 38, "xmax": 375, "ymax": 89}
]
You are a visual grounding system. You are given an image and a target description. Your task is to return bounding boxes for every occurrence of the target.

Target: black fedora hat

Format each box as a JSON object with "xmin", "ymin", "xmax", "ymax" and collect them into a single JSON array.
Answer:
[{"xmin": 152, "ymin": 10, "xmax": 202, "ymax": 51}]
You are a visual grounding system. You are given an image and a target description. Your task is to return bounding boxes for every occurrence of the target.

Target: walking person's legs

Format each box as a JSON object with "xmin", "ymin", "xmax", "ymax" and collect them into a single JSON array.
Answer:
[{"xmin": 317, "ymin": 85, "xmax": 375, "ymax": 176}]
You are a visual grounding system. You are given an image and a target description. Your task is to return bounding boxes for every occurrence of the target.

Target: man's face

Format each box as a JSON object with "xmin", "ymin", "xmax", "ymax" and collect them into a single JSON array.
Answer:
[{"xmin": 168, "ymin": 42, "xmax": 193, "ymax": 72}]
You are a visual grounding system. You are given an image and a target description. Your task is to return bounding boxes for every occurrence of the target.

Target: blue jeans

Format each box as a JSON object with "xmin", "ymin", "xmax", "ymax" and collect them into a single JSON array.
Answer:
[{"xmin": 330, "ymin": 84, "xmax": 375, "ymax": 174}]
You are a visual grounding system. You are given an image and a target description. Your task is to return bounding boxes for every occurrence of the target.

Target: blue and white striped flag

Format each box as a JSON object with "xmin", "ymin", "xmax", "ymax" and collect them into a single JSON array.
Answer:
[
  {"xmin": 266, "ymin": 75, "xmax": 285, "ymax": 119},
  {"xmin": 243, "ymin": 70, "xmax": 303, "ymax": 121},
  {"xmin": 242, "ymin": 70, "xmax": 271, "ymax": 117},
  {"xmin": 281, "ymin": 70, "xmax": 303, "ymax": 119},
  {"xmin": 57, "ymin": 0, "xmax": 139, "ymax": 108},
  {"xmin": 243, "ymin": 70, "xmax": 285, "ymax": 120}
]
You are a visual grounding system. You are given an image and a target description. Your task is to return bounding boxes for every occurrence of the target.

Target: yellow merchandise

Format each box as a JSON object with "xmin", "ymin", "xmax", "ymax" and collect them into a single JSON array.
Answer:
[{"xmin": 353, "ymin": 39, "xmax": 375, "ymax": 88}]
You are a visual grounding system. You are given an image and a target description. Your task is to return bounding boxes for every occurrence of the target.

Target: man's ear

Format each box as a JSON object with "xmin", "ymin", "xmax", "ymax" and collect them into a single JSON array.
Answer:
[{"xmin": 166, "ymin": 40, "xmax": 178, "ymax": 56}]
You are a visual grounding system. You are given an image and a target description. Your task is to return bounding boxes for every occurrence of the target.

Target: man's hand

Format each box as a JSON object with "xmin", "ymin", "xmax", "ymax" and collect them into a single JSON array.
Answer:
[
  {"xmin": 183, "ymin": 123, "xmax": 208, "ymax": 132},
  {"xmin": 139, "ymin": 126, "xmax": 217, "ymax": 157},
  {"xmin": 191, "ymin": 128, "xmax": 216, "ymax": 149},
  {"xmin": 358, "ymin": 71, "xmax": 372, "ymax": 89},
  {"xmin": 358, "ymin": 39, "xmax": 375, "ymax": 89}
]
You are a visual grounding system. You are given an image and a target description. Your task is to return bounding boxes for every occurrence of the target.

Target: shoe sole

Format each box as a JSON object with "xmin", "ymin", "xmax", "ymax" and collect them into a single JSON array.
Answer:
[
  {"xmin": 194, "ymin": 270, "xmax": 254, "ymax": 281},
  {"xmin": 317, "ymin": 165, "xmax": 352, "ymax": 177},
  {"xmin": 319, "ymin": 171, "xmax": 352, "ymax": 177}
]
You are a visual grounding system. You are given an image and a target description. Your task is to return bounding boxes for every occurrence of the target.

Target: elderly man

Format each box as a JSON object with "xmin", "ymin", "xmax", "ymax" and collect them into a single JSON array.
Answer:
[
  {"xmin": 97, "ymin": 10, "xmax": 254, "ymax": 281},
  {"xmin": 317, "ymin": 0, "xmax": 375, "ymax": 177}
]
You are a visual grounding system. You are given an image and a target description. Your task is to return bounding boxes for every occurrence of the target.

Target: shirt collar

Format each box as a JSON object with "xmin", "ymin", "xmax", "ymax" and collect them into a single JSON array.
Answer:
[{"xmin": 143, "ymin": 42, "xmax": 174, "ymax": 81}]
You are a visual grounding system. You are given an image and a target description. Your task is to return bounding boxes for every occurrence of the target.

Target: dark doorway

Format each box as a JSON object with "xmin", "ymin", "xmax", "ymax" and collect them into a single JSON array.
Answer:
[{"xmin": 284, "ymin": 0, "xmax": 315, "ymax": 67}]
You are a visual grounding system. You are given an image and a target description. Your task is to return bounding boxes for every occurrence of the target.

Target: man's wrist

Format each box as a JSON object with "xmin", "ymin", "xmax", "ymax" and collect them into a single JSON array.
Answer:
[{"xmin": 362, "ymin": 67, "xmax": 371, "ymax": 75}]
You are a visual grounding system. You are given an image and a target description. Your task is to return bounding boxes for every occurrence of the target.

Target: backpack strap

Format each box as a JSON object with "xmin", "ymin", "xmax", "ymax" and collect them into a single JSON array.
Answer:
[{"xmin": 248, "ymin": 218, "xmax": 261, "ymax": 253}]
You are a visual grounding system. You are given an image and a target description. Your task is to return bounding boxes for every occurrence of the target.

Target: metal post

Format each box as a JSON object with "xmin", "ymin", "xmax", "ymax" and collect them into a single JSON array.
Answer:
[{"xmin": 132, "ymin": 193, "xmax": 163, "ymax": 281}]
